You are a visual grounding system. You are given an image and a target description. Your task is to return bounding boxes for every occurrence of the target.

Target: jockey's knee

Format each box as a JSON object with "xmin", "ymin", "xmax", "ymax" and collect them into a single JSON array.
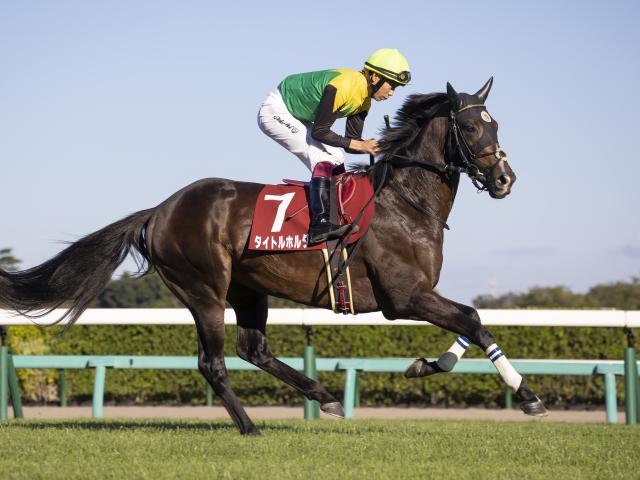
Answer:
[
  {"xmin": 307, "ymin": 143, "xmax": 344, "ymax": 170},
  {"xmin": 312, "ymin": 161, "xmax": 334, "ymax": 178}
]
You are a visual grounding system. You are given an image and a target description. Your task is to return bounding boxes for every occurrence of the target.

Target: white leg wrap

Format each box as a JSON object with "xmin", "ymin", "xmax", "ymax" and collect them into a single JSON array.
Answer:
[
  {"xmin": 448, "ymin": 336, "xmax": 471, "ymax": 359},
  {"xmin": 485, "ymin": 343, "xmax": 522, "ymax": 392}
]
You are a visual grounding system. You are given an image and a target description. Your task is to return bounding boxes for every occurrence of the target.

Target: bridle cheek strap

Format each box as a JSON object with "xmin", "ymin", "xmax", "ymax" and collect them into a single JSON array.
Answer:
[{"xmin": 447, "ymin": 110, "xmax": 507, "ymax": 191}]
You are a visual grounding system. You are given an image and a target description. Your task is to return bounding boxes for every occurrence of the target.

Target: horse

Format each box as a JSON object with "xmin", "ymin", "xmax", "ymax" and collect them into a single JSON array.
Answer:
[{"xmin": 0, "ymin": 78, "xmax": 547, "ymax": 435}]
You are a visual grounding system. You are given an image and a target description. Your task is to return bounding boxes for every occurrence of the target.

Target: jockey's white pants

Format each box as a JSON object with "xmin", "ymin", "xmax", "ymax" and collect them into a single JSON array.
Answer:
[{"xmin": 257, "ymin": 89, "xmax": 345, "ymax": 172}]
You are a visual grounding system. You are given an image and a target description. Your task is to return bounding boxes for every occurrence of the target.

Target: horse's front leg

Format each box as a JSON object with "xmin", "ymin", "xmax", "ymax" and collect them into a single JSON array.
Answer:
[
  {"xmin": 404, "ymin": 299, "xmax": 478, "ymax": 378},
  {"xmin": 394, "ymin": 289, "xmax": 547, "ymax": 417}
]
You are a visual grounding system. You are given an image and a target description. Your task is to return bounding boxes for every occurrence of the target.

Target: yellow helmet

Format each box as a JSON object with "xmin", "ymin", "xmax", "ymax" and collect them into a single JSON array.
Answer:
[{"xmin": 364, "ymin": 48, "xmax": 411, "ymax": 85}]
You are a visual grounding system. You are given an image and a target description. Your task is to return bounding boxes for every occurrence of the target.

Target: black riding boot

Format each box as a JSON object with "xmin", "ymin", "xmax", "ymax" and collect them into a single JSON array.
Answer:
[{"xmin": 308, "ymin": 176, "xmax": 355, "ymax": 244}]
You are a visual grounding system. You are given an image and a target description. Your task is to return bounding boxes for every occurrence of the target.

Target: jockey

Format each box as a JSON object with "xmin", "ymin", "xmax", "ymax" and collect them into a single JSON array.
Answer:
[{"xmin": 258, "ymin": 48, "xmax": 411, "ymax": 244}]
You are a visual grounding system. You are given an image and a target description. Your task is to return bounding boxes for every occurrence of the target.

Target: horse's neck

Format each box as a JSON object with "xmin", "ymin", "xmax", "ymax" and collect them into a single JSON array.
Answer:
[{"xmin": 383, "ymin": 116, "xmax": 459, "ymax": 232}]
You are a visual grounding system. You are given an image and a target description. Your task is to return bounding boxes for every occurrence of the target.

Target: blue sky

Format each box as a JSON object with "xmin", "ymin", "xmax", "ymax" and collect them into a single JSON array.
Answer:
[{"xmin": 1, "ymin": 0, "xmax": 639, "ymax": 304}]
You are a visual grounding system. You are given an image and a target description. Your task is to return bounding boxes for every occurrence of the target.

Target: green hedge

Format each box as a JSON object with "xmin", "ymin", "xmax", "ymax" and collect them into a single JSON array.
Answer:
[{"xmin": 7, "ymin": 321, "xmax": 629, "ymax": 408}]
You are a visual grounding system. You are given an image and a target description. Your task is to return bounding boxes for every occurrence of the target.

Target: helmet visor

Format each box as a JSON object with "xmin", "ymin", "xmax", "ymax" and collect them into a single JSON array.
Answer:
[{"xmin": 365, "ymin": 62, "xmax": 411, "ymax": 85}]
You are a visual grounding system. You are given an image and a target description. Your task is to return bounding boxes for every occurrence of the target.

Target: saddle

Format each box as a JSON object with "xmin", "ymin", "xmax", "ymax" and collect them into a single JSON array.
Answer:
[
  {"xmin": 249, "ymin": 172, "xmax": 374, "ymax": 252},
  {"xmin": 249, "ymin": 172, "xmax": 375, "ymax": 315}
]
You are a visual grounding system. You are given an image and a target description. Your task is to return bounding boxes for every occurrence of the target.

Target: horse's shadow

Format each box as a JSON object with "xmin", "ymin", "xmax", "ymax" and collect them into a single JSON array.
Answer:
[
  {"xmin": 7, "ymin": 419, "xmax": 392, "ymax": 435},
  {"xmin": 8, "ymin": 419, "xmax": 297, "ymax": 433}
]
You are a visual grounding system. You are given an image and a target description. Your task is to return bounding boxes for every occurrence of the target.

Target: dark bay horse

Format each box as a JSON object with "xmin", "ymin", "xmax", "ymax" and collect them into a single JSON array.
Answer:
[{"xmin": 0, "ymin": 78, "xmax": 547, "ymax": 434}]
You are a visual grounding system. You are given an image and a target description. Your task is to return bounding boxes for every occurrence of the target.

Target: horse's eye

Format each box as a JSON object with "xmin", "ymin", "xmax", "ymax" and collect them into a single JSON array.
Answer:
[{"xmin": 463, "ymin": 123, "xmax": 475, "ymax": 133}]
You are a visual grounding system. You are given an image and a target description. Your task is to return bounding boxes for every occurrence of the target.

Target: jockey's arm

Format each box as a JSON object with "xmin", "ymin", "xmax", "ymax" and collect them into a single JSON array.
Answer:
[
  {"xmin": 344, "ymin": 111, "xmax": 373, "ymax": 155},
  {"xmin": 311, "ymin": 86, "xmax": 377, "ymax": 156}
]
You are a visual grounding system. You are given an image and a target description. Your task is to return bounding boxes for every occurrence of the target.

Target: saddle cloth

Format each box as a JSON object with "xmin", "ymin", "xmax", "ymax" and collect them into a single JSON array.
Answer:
[{"xmin": 249, "ymin": 173, "xmax": 374, "ymax": 251}]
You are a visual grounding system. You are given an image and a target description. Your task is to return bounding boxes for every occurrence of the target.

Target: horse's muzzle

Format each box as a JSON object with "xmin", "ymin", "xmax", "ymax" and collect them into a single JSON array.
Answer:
[{"xmin": 489, "ymin": 158, "xmax": 516, "ymax": 199}]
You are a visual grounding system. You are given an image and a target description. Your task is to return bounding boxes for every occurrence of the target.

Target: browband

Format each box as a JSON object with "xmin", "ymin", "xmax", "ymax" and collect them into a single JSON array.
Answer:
[{"xmin": 456, "ymin": 104, "xmax": 485, "ymax": 113}]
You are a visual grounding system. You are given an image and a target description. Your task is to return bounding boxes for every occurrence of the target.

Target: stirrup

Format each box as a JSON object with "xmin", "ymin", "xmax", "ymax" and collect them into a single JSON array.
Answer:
[{"xmin": 309, "ymin": 223, "xmax": 358, "ymax": 244}]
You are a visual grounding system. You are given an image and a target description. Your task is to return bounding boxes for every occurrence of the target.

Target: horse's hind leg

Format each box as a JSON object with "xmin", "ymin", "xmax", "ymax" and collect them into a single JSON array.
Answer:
[
  {"xmin": 193, "ymin": 301, "xmax": 259, "ymax": 434},
  {"xmin": 156, "ymin": 268, "xmax": 258, "ymax": 435},
  {"xmin": 228, "ymin": 283, "xmax": 344, "ymax": 417}
]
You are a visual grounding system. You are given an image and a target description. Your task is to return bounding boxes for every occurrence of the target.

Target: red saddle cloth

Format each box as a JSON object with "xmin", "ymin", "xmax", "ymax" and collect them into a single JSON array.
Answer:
[{"xmin": 249, "ymin": 173, "xmax": 374, "ymax": 251}]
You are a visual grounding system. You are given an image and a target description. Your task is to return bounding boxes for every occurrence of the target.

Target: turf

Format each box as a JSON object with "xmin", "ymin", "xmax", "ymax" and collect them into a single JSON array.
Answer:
[{"xmin": 0, "ymin": 418, "xmax": 638, "ymax": 479}]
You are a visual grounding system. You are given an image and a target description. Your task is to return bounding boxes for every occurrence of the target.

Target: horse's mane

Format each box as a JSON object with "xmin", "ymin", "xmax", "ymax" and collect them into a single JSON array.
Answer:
[
  {"xmin": 378, "ymin": 92, "xmax": 449, "ymax": 156},
  {"xmin": 349, "ymin": 92, "xmax": 450, "ymax": 185}
]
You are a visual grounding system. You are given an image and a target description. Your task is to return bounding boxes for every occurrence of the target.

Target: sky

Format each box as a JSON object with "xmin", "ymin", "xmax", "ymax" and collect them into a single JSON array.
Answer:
[{"xmin": 1, "ymin": 0, "xmax": 639, "ymax": 305}]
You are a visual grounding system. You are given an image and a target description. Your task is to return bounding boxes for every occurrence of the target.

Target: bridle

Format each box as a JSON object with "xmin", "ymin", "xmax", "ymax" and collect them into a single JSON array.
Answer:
[
  {"xmin": 333, "ymin": 101, "xmax": 509, "ymax": 282},
  {"xmin": 380, "ymin": 105, "xmax": 506, "ymax": 184},
  {"xmin": 373, "ymin": 104, "xmax": 509, "ymax": 227},
  {"xmin": 446, "ymin": 104, "xmax": 508, "ymax": 192}
]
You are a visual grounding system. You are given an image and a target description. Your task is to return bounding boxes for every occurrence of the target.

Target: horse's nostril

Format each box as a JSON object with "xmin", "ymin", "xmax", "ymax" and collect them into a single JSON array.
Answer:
[{"xmin": 498, "ymin": 175, "xmax": 510, "ymax": 186}]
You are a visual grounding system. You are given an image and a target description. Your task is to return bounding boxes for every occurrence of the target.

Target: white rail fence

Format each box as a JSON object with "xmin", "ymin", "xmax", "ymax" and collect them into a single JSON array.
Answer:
[{"xmin": 1, "ymin": 308, "xmax": 639, "ymax": 327}]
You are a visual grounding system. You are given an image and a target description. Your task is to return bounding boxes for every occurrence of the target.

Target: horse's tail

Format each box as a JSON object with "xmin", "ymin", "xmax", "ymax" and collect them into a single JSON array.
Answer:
[{"xmin": 0, "ymin": 208, "xmax": 155, "ymax": 328}]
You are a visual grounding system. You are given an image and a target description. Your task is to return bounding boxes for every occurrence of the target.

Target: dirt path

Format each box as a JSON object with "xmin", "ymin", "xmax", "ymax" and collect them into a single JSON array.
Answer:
[{"xmin": 16, "ymin": 406, "xmax": 620, "ymax": 423}]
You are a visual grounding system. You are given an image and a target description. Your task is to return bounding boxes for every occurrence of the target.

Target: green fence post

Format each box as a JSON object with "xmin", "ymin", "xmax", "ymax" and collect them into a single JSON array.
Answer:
[
  {"xmin": 636, "ymin": 360, "xmax": 640, "ymax": 424},
  {"xmin": 343, "ymin": 369, "xmax": 358, "ymax": 419},
  {"xmin": 354, "ymin": 371, "xmax": 360, "ymax": 408},
  {"xmin": 7, "ymin": 355, "xmax": 23, "ymax": 418},
  {"xmin": 624, "ymin": 328, "xmax": 637, "ymax": 425},
  {"xmin": 0, "ymin": 327, "xmax": 8, "ymax": 421},
  {"xmin": 58, "ymin": 370, "xmax": 67, "ymax": 407},
  {"xmin": 604, "ymin": 373, "xmax": 618, "ymax": 424},
  {"xmin": 206, "ymin": 383, "xmax": 213, "ymax": 406},
  {"xmin": 0, "ymin": 349, "xmax": 7, "ymax": 421},
  {"xmin": 303, "ymin": 327, "xmax": 320, "ymax": 420},
  {"xmin": 92, "ymin": 365, "xmax": 107, "ymax": 419},
  {"xmin": 504, "ymin": 386, "xmax": 513, "ymax": 409}
]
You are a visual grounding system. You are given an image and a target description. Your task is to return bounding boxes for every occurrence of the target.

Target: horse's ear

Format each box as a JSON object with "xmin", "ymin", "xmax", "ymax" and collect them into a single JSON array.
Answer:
[
  {"xmin": 475, "ymin": 77, "xmax": 494, "ymax": 103},
  {"xmin": 447, "ymin": 82, "xmax": 461, "ymax": 110}
]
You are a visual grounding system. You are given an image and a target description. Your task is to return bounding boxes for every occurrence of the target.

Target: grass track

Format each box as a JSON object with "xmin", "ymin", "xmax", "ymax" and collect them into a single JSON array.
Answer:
[{"xmin": 1, "ymin": 418, "xmax": 638, "ymax": 479}]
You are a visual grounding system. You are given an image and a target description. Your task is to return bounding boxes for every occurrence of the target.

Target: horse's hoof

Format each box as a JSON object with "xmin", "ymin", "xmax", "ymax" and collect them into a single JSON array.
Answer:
[
  {"xmin": 321, "ymin": 401, "xmax": 345, "ymax": 418},
  {"xmin": 520, "ymin": 397, "xmax": 548, "ymax": 417},
  {"xmin": 404, "ymin": 358, "xmax": 440, "ymax": 378},
  {"xmin": 242, "ymin": 427, "xmax": 261, "ymax": 436}
]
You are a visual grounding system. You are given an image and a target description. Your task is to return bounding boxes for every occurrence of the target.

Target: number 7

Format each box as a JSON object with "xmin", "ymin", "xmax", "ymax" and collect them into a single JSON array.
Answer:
[{"xmin": 264, "ymin": 192, "xmax": 296, "ymax": 232}]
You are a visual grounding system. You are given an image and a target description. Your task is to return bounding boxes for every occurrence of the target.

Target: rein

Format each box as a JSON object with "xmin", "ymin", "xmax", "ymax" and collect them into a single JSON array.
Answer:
[
  {"xmin": 369, "ymin": 107, "xmax": 487, "ymax": 228},
  {"xmin": 371, "ymin": 157, "xmax": 451, "ymax": 230},
  {"xmin": 330, "ymin": 105, "xmax": 499, "ymax": 283},
  {"xmin": 387, "ymin": 184, "xmax": 450, "ymax": 230},
  {"xmin": 382, "ymin": 104, "xmax": 507, "ymax": 195}
]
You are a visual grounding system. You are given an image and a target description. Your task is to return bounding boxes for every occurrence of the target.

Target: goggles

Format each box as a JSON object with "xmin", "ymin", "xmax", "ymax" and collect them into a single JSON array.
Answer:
[{"xmin": 365, "ymin": 63, "xmax": 411, "ymax": 85}]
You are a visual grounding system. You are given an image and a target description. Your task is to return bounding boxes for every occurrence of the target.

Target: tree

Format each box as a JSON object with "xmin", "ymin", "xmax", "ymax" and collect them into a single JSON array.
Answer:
[
  {"xmin": 585, "ymin": 277, "xmax": 640, "ymax": 310},
  {"xmin": 473, "ymin": 277, "xmax": 640, "ymax": 310},
  {"xmin": 93, "ymin": 270, "xmax": 305, "ymax": 308},
  {"xmin": 0, "ymin": 248, "xmax": 21, "ymax": 271},
  {"xmin": 94, "ymin": 272, "xmax": 183, "ymax": 308},
  {"xmin": 268, "ymin": 297, "xmax": 305, "ymax": 308}
]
